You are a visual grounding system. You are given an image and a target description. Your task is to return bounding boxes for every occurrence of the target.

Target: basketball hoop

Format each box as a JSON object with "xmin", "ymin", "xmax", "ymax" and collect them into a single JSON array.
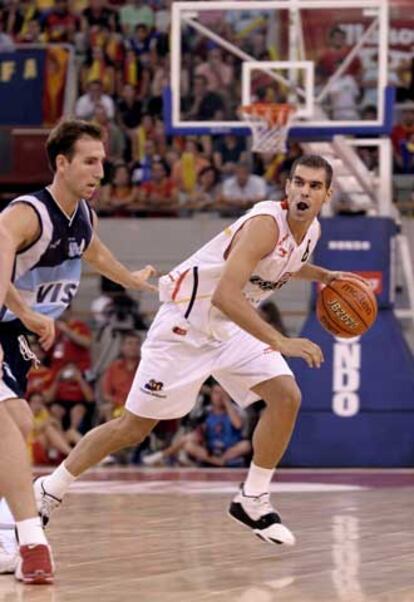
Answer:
[{"xmin": 241, "ymin": 103, "xmax": 296, "ymax": 154}]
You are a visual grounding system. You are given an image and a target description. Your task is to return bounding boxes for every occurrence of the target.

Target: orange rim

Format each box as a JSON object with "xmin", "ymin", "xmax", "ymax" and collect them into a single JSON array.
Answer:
[{"xmin": 241, "ymin": 103, "xmax": 296, "ymax": 126}]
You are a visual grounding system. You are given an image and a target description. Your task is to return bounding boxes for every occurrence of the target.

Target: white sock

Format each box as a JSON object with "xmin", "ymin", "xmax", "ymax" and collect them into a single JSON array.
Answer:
[
  {"xmin": 0, "ymin": 497, "xmax": 15, "ymax": 526},
  {"xmin": 243, "ymin": 462, "xmax": 275, "ymax": 496},
  {"xmin": 43, "ymin": 462, "xmax": 76, "ymax": 499},
  {"xmin": 16, "ymin": 517, "xmax": 47, "ymax": 546}
]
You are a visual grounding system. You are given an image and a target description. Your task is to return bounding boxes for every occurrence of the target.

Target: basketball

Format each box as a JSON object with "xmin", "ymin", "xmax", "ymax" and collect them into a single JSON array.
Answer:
[{"xmin": 316, "ymin": 278, "xmax": 378, "ymax": 338}]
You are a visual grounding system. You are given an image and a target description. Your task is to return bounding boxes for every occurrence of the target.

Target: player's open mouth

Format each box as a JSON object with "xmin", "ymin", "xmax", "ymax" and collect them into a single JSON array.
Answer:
[{"xmin": 296, "ymin": 201, "xmax": 309, "ymax": 211}]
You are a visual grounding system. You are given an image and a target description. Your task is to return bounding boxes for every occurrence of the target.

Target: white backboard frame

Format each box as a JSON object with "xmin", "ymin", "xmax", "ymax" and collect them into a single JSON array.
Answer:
[{"xmin": 169, "ymin": 0, "xmax": 390, "ymax": 135}]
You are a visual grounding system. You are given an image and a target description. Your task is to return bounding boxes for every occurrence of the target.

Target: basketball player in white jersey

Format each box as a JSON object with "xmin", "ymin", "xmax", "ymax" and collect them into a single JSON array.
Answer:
[
  {"xmin": 0, "ymin": 119, "xmax": 156, "ymax": 583},
  {"xmin": 0, "ymin": 154, "xmax": 360, "ymax": 559}
]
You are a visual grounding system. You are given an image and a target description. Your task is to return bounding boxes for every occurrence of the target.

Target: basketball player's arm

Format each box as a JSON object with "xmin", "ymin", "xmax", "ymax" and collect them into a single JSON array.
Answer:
[
  {"xmin": 211, "ymin": 216, "xmax": 324, "ymax": 368},
  {"xmin": 0, "ymin": 204, "xmax": 56, "ymax": 348},
  {"xmin": 292, "ymin": 264, "xmax": 370, "ymax": 286},
  {"xmin": 4, "ymin": 285, "xmax": 55, "ymax": 350},
  {"xmin": 83, "ymin": 219, "xmax": 157, "ymax": 292}
]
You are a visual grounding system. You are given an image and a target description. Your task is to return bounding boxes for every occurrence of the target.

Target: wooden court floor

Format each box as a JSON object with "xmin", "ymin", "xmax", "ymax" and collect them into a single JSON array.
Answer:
[{"xmin": 1, "ymin": 468, "xmax": 414, "ymax": 602}]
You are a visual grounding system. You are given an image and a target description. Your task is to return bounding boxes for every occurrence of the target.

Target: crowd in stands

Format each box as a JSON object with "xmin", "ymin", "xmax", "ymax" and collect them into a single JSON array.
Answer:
[{"xmin": 1, "ymin": 0, "xmax": 413, "ymax": 212}]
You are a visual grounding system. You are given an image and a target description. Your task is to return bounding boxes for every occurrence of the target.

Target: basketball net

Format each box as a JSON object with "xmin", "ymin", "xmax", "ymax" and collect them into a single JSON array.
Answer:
[{"xmin": 241, "ymin": 103, "xmax": 296, "ymax": 154}]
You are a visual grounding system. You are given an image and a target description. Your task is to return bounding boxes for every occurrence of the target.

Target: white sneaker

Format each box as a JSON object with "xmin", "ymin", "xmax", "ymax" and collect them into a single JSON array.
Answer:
[
  {"xmin": 228, "ymin": 485, "xmax": 296, "ymax": 546},
  {"xmin": 33, "ymin": 477, "xmax": 62, "ymax": 527},
  {"xmin": 142, "ymin": 451, "xmax": 164, "ymax": 466},
  {"xmin": 0, "ymin": 527, "xmax": 18, "ymax": 574},
  {"xmin": 0, "ymin": 498, "xmax": 18, "ymax": 574}
]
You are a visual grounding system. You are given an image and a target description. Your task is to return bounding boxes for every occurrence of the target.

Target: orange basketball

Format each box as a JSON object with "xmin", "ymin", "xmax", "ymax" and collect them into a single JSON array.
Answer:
[{"xmin": 316, "ymin": 278, "xmax": 378, "ymax": 338}]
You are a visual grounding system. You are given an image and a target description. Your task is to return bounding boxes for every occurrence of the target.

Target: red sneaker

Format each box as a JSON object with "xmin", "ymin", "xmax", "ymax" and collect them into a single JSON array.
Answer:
[{"xmin": 15, "ymin": 544, "xmax": 54, "ymax": 584}]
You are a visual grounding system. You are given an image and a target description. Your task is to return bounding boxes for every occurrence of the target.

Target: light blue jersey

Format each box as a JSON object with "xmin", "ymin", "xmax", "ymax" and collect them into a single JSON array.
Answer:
[{"xmin": 0, "ymin": 187, "xmax": 94, "ymax": 322}]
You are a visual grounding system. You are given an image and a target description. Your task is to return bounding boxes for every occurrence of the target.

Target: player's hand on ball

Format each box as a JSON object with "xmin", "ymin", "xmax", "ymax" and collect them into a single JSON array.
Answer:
[
  {"xmin": 324, "ymin": 270, "xmax": 371, "ymax": 288},
  {"xmin": 21, "ymin": 310, "xmax": 55, "ymax": 350},
  {"xmin": 278, "ymin": 336, "xmax": 324, "ymax": 368},
  {"xmin": 129, "ymin": 265, "xmax": 158, "ymax": 293}
]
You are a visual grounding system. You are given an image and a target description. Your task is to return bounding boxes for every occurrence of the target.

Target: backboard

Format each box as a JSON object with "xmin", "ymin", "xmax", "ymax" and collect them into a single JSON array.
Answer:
[{"xmin": 165, "ymin": 0, "xmax": 393, "ymax": 139}]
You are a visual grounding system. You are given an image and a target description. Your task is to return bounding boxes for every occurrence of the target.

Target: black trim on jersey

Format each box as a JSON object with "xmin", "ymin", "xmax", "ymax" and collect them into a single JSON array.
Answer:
[
  {"xmin": 11, "ymin": 201, "xmax": 44, "ymax": 256},
  {"xmin": 184, "ymin": 266, "xmax": 199, "ymax": 319}
]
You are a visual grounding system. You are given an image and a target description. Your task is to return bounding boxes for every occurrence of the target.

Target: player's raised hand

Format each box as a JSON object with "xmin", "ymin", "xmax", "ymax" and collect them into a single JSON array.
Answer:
[
  {"xmin": 277, "ymin": 336, "xmax": 324, "ymax": 368},
  {"xmin": 20, "ymin": 310, "xmax": 55, "ymax": 350},
  {"xmin": 129, "ymin": 265, "xmax": 158, "ymax": 293}
]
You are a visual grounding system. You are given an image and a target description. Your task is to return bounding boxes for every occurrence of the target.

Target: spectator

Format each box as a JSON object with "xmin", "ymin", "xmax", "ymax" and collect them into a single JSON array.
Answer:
[
  {"xmin": 144, "ymin": 384, "xmax": 251, "ymax": 467},
  {"xmin": 135, "ymin": 159, "xmax": 179, "ymax": 215},
  {"xmin": 392, "ymin": 109, "xmax": 414, "ymax": 172},
  {"xmin": 45, "ymin": 363, "xmax": 95, "ymax": 444},
  {"xmin": 81, "ymin": 0, "xmax": 119, "ymax": 35},
  {"xmin": 131, "ymin": 139, "xmax": 158, "ymax": 185},
  {"xmin": 327, "ymin": 74, "xmax": 361, "ymax": 120},
  {"xmin": 42, "ymin": 0, "xmax": 80, "ymax": 44},
  {"xmin": 131, "ymin": 113, "xmax": 156, "ymax": 163},
  {"xmin": 172, "ymin": 138, "xmax": 210, "ymax": 194},
  {"xmin": 28, "ymin": 392, "xmax": 73, "ymax": 465},
  {"xmin": 16, "ymin": 17, "xmax": 44, "ymax": 43},
  {"xmin": 49, "ymin": 306, "xmax": 92, "ymax": 374},
  {"xmin": 116, "ymin": 83, "xmax": 142, "ymax": 132},
  {"xmin": 317, "ymin": 26, "xmax": 362, "ymax": 81},
  {"xmin": 184, "ymin": 74, "xmax": 226, "ymax": 121},
  {"xmin": 219, "ymin": 162, "xmax": 267, "ymax": 214},
  {"xmin": 213, "ymin": 134, "xmax": 248, "ymax": 176},
  {"xmin": 75, "ymin": 79, "xmax": 115, "ymax": 120},
  {"xmin": 397, "ymin": 132, "xmax": 414, "ymax": 174},
  {"xmin": 187, "ymin": 165, "xmax": 221, "ymax": 212},
  {"xmin": 0, "ymin": 0, "xmax": 41, "ymax": 38},
  {"xmin": 0, "ymin": 13, "xmax": 15, "ymax": 51},
  {"xmin": 97, "ymin": 162, "xmax": 136, "ymax": 216},
  {"xmin": 396, "ymin": 51, "xmax": 414, "ymax": 103},
  {"xmin": 253, "ymin": 152, "xmax": 287, "ymax": 198},
  {"xmin": 361, "ymin": 105, "xmax": 377, "ymax": 121},
  {"xmin": 195, "ymin": 47, "xmax": 234, "ymax": 93},
  {"xmin": 128, "ymin": 23, "xmax": 155, "ymax": 58},
  {"xmin": 93, "ymin": 104, "xmax": 126, "ymax": 166},
  {"xmin": 81, "ymin": 45, "xmax": 115, "ymax": 95},
  {"xmin": 100, "ymin": 331, "xmax": 141, "ymax": 422},
  {"xmin": 148, "ymin": 55, "xmax": 168, "ymax": 116},
  {"xmin": 119, "ymin": 0, "xmax": 155, "ymax": 36}
]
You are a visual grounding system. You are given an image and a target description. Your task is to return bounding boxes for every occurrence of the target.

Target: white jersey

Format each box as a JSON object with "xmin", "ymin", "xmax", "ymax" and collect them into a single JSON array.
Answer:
[{"xmin": 159, "ymin": 200, "xmax": 321, "ymax": 340}]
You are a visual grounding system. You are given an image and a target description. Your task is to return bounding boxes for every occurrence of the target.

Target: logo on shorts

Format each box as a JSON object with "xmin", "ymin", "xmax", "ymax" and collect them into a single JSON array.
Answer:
[
  {"xmin": 172, "ymin": 326, "xmax": 187, "ymax": 336},
  {"xmin": 140, "ymin": 379, "xmax": 167, "ymax": 399},
  {"xmin": 145, "ymin": 379, "xmax": 164, "ymax": 392}
]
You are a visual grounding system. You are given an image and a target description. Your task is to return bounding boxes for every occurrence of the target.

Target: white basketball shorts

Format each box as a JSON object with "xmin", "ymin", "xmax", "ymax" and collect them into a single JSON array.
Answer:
[{"xmin": 125, "ymin": 303, "xmax": 294, "ymax": 420}]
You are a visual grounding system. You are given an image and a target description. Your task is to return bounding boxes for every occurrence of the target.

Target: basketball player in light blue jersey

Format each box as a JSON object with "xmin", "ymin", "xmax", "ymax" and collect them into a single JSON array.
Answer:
[{"xmin": 0, "ymin": 119, "xmax": 156, "ymax": 584}]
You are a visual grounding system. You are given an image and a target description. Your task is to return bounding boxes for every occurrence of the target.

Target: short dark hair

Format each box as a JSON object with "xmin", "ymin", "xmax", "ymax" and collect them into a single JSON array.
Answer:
[
  {"xmin": 330, "ymin": 26, "xmax": 346, "ymax": 38},
  {"xmin": 46, "ymin": 119, "xmax": 103, "ymax": 172},
  {"xmin": 289, "ymin": 154, "xmax": 333, "ymax": 188}
]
